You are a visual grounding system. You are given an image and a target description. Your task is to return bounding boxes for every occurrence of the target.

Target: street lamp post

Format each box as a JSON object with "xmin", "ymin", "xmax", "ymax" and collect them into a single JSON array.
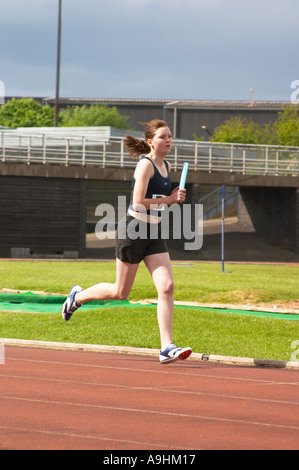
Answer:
[{"xmin": 55, "ymin": 0, "xmax": 62, "ymax": 127}]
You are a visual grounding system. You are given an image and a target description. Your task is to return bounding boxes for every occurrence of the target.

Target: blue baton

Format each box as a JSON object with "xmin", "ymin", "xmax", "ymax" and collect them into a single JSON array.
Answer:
[{"xmin": 179, "ymin": 162, "xmax": 189, "ymax": 190}]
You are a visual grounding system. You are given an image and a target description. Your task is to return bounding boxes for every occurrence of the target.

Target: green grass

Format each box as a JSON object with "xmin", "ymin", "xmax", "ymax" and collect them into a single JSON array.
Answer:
[
  {"xmin": 1, "ymin": 260, "xmax": 299, "ymax": 304},
  {"xmin": 0, "ymin": 260, "xmax": 299, "ymax": 361}
]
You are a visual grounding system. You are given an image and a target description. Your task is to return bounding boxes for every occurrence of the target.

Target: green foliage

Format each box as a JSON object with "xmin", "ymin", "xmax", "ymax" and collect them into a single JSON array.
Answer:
[
  {"xmin": 206, "ymin": 105, "xmax": 299, "ymax": 146},
  {"xmin": 272, "ymin": 105, "xmax": 299, "ymax": 146},
  {"xmin": 0, "ymin": 98, "xmax": 129, "ymax": 129},
  {"xmin": 210, "ymin": 116, "xmax": 262, "ymax": 144},
  {"xmin": 59, "ymin": 104, "xmax": 129, "ymax": 128},
  {"xmin": 0, "ymin": 98, "xmax": 54, "ymax": 129}
]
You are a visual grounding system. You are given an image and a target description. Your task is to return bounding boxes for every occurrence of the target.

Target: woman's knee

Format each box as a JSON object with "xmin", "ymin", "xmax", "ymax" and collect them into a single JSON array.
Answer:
[
  {"xmin": 113, "ymin": 284, "xmax": 130, "ymax": 301},
  {"xmin": 157, "ymin": 278, "xmax": 174, "ymax": 296},
  {"xmin": 116, "ymin": 291, "xmax": 129, "ymax": 301}
]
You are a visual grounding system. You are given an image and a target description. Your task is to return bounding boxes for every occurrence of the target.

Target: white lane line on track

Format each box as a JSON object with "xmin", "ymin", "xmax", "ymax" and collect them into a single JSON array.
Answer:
[
  {"xmin": 5, "ymin": 356, "xmax": 299, "ymax": 387},
  {"xmin": 0, "ymin": 424, "xmax": 190, "ymax": 450},
  {"xmin": 1, "ymin": 395, "xmax": 299, "ymax": 432},
  {"xmin": 1, "ymin": 373, "xmax": 299, "ymax": 407}
]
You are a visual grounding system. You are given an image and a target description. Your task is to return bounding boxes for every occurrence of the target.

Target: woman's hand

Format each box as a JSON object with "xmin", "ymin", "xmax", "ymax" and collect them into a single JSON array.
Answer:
[{"xmin": 169, "ymin": 186, "xmax": 186, "ymax": 204}]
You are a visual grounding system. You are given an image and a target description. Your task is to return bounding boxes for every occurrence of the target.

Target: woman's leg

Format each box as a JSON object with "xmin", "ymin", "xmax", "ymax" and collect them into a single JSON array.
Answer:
[
  {"xmin": 75, "ymin": 258, "xmax": 139, "ymax": 305},
  {"xmin": 143, "ymin": 252, "xmax": 174, "ymax": 350}
]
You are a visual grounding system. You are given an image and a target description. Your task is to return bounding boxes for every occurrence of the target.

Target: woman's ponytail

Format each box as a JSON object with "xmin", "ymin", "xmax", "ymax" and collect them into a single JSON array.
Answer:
[{"xmin": 124, "ymin": 135, "xmax": 151, "ymax": 160}]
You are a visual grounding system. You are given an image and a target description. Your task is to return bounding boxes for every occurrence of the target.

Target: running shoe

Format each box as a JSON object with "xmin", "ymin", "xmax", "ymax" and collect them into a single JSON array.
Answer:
[
  {"xmin": 159, "ymin": 343, "xmax": 192, "ymax": 364},
  {"xmin": 62, "ymin": 285, "xmax": 83, "ymax": 321}
]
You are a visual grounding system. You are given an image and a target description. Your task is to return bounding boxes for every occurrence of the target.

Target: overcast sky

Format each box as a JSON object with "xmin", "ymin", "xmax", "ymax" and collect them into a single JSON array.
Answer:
[{"xmin": 0, "ymin": 0, "xmax": 298, "ymax": 101}]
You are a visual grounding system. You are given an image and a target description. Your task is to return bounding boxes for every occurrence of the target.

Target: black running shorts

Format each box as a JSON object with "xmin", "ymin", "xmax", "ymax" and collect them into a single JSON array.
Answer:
[{"xmin": 115, "ymin": 215, "xmax": 169, "ymax": 264}]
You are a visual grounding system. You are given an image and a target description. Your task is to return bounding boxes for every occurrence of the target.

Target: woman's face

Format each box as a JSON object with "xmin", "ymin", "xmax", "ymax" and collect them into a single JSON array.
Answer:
[{"xmin": 148, "ymin": 126, "xmax": 172, "ymax": 156}]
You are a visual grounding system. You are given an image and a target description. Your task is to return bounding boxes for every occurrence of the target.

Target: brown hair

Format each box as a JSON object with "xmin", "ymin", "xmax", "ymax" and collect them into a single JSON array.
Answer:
[{"xmin": 124, "ymin": 119, "xmax": 168, "ymax": 159}]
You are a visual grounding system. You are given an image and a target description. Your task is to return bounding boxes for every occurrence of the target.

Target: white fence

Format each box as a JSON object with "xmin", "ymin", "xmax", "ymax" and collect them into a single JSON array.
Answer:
[{"xmin": 1, "ymin": 129, "xmax": 299, "ymax": 176}]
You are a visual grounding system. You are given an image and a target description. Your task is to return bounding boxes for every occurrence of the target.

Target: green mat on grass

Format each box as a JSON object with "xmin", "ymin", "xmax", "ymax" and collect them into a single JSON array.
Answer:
[
  {"xmin": 0, "ymin": 292, "xmax": 138, "ymax": 313},
  {"xmin": 0, "ymin": 292, "xmax": 298, "ymax": 321}
]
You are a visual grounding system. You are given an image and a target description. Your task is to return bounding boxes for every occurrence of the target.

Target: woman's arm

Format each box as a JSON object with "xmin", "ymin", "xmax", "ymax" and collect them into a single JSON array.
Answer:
[{"xmin": 132, "ymin": 159, "xmax": 186, "ymax": 212}]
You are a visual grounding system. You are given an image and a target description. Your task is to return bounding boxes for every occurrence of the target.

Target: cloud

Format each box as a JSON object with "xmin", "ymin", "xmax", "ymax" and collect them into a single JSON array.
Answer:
[
  {"xmin": 1, "ymin": 0, "xmax": 299, "ymax": 100},
  {"xmin": 0, "ymin": 0, "xmax": 55, "ymax": 26},
  {"xmin": 0, "ymin": 57, "xmax": 55, "ymax": 97}
]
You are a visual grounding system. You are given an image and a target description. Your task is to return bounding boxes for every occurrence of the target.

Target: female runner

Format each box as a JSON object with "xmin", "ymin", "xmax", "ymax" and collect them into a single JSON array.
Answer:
[{"xmin": 62, "ymin": 119, "xmax": 192, "ymax": 364}]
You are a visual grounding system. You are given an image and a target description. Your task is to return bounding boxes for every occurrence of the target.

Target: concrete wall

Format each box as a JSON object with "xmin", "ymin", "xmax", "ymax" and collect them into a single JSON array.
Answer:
[
  {"xmin": 0, "ymin": 176, "xmax": 87, "ymax": 258},
  {"xmin": 238, "ymin": 186, "xmax": 299, "ymax": 252},
  {"xmin": 1, "ymin": 163, "xmax": 299, "ymax": 258}
]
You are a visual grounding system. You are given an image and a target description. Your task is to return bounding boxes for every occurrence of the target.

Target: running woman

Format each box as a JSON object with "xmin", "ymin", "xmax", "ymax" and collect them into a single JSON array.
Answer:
[{"xmin": 62, "ymin": 119, "xmax": 192, "ymax": 364}]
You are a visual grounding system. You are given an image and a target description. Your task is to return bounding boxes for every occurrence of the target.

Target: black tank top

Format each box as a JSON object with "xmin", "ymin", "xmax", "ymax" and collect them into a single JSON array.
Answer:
[{"xmin": 129, "ymin": 156, "xmax": 172, "ymax": 215}]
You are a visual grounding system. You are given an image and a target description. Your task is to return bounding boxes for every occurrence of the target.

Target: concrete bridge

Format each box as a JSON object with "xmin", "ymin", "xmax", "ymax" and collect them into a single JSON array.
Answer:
[{"xmin": 0, "ymin": 128, "xmax": 299, "ymax": 258}]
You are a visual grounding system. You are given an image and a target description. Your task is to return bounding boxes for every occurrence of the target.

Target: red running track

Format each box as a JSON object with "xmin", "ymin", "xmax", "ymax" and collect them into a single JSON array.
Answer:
[{"xmin": 1, "ymin": 345, "xmax": 299, "ymax": 450}]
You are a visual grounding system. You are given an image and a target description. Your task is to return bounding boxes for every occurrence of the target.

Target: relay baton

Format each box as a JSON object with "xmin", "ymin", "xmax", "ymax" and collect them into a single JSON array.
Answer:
[{"xmin": 179, "ymin": 162, "xmax": 189, "ymax": 190}]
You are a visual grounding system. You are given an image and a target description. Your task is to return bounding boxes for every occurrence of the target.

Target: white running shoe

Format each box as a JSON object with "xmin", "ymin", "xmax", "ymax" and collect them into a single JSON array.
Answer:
[
  {"xmin": 62, "ymin": 285, "xmax": 83, "ymax": 321},
  {"xmin": 159, "ymin": 343, "xmax": 192, "ymax": 364}
]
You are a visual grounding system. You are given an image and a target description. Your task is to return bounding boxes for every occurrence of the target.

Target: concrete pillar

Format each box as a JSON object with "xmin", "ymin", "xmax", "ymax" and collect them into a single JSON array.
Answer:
[{"xmin": 238, "ymin": 186, "xmax": 297, "ymax": 252}]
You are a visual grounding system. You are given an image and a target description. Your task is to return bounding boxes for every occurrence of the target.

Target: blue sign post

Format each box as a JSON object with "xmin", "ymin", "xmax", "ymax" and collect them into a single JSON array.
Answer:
[{"xmin": 221, "ymin": 184, "xmax": 225, "ymax": 273}]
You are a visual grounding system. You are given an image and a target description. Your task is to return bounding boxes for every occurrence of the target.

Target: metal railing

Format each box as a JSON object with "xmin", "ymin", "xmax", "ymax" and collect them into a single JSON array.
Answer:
[
  {"xmin": 1, "ymin": 129, "xmax": 299, "ymax": 176},
  {"xmin": 199, "ymin": 186, "xmax": 239, "ymax": 220}
]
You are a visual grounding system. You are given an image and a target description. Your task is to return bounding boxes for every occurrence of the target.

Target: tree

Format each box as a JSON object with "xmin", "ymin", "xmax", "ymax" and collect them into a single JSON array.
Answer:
[
  {"xmin": 59, "ymin": 104, "xmax": 129, "ymax": 128},
  {"xmin": 210, "ymin": 116, "xmax": 262, "ymax": 144},
  {"xmin": 0, "ymin": 99, "xmax": 129, "ymax": 129},
  {"xmin": 272, "ymin": 105, "xmax": 299, "ymax": 147},
  {"xmin": 0, "ymin": 98, "xmax": 54, "ymax": 128},
  {"xmin": 208, "ymin": 105, "xmax": 299, "ymax": 146}
]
